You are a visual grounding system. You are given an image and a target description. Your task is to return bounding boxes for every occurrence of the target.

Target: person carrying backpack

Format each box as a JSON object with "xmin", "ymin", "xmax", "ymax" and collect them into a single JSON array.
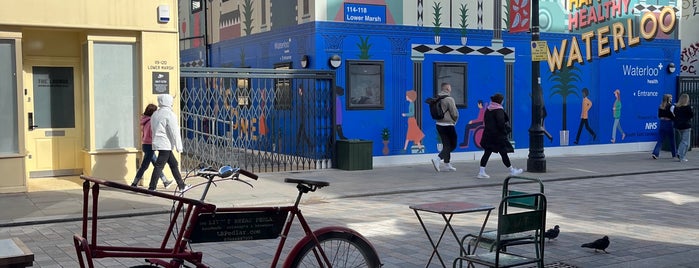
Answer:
[{"xmin": 429, "ymin": 82, "xmax": 459, "ymax": 172}]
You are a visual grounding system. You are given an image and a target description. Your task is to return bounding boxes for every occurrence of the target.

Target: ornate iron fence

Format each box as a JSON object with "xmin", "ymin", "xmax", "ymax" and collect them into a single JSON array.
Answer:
[{"xmin": 179, "ymin": 67, "xmax": 336, "ymax": 172}]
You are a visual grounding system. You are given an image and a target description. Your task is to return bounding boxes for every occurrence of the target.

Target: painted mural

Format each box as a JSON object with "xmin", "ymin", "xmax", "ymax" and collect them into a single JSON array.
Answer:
[{"xmin": 180, "ymin": 0, "xmax": 683, "ymax": 157}]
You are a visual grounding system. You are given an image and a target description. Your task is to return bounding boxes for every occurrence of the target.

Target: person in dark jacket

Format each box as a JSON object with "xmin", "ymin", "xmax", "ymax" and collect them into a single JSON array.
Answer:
[
  {"xmin": 477, "ymin": 93, "xmax": 523, "ymax": 179},
  {"xmin": 651, "ymin": 94, "xmax": 677, "ymax": 159},
  {"xmin": 674, "ymin": 93, "xmax": 693, "ymax": 162}
]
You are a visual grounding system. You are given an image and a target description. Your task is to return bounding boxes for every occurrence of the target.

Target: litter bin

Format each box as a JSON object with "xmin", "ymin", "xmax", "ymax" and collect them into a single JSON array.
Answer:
[{"xmin": 336, "ymin": 139, "xmax": 373, "ymax": 170}]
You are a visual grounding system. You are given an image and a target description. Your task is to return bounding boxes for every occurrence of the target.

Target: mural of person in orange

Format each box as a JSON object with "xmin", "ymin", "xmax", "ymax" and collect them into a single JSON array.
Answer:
[
  {"xmin": 573, "ymin": 88, "xmax": 597, "ymax": 144},
  {"xmin": 401, "ymin": 90, "xmax": 425, "ymax": 152},
  {"xmin": 611, "ymin": 89, "xmax": 625, "ymax": 143}
]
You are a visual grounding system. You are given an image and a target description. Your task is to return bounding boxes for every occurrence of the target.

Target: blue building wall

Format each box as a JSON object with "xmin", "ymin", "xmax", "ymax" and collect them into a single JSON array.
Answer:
[{"xmin": 181, "ymin": 20, "xmax": 680, "ymax": 156}]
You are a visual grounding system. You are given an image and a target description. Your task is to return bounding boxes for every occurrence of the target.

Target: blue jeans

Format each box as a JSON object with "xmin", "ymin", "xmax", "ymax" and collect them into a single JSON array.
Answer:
[
  {"xmin": 652, "ymin": 120, "xmax": 676, "ymax": 157},
  {"xmin": 131, "ymin": 144, "xmax": 167, "ymax": 186},
  {"xmin": 677, "ymin": 128, "xmax": 691, "ymax": 160}
]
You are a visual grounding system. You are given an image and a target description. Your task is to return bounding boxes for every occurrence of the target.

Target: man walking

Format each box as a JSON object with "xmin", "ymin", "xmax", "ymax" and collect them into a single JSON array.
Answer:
[{"xmin": 431, "ymin": 83, "xmax": 459, "ymax": 172}]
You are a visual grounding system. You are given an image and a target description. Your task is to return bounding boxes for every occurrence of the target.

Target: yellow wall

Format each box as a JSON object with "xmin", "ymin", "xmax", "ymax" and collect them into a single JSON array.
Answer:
[
  {"xmin": 0, "ymin": 158, "xmax": 26, "ymax": 192},
  {"xmin": 0, "ymin": 0, "xmax": 177, "ymax": 33},
  {"xmin": 0, "ymin": 0, "xmax": 180, "ymax": 193}
]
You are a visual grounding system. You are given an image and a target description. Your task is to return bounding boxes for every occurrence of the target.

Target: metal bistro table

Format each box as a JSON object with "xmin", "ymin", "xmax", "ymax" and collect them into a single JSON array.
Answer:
[{"xmin": 409, "ymin": 201, "xmax": 495, "ymax": 268}]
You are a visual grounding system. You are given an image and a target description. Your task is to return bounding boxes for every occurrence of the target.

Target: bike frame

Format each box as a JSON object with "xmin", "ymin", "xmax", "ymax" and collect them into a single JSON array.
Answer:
[{"xmin": 73, "ymin": 175, "xmax": 342, "ymax": 268}]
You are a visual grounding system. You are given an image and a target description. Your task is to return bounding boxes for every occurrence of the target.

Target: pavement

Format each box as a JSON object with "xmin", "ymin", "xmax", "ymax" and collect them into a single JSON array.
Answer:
[
  {"xmin": 1, "ymin": 148, "xmax": 698, "ymax": 227},
  {"xmin": 1, "ymin": 148, "xmax": 699, "ymax": 267}
]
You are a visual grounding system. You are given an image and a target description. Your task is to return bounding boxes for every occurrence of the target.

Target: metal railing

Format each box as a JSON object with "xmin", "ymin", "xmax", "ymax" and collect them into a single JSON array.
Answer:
[{"xmin": 179, "ymin": 67, "xmax": 336, "ymax": 172}]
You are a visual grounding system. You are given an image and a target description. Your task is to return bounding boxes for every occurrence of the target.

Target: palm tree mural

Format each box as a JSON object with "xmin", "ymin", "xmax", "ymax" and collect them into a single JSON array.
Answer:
[
  {"xmin": 548, "ymin": 64, "xmax": 582, "ymax": 130},
  {"xmin": 357, "ymin": 36, "xmax": 372, "ymax": 59},
  {"xmin": 242, "ymin": 0, "xmax": 254, "ymax": 35}
]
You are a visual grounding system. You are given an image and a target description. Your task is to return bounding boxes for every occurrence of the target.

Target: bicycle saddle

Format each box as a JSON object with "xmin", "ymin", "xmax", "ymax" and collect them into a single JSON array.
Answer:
[{"xmin": 284, "ymin": 178, "xmax": 330, "ymax": 187}]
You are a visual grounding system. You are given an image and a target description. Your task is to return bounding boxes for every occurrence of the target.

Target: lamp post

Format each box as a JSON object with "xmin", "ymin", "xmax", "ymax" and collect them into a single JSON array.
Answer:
[{"xmin": 527, "ymin": 0, "xmax": 546, "ymax": 172}]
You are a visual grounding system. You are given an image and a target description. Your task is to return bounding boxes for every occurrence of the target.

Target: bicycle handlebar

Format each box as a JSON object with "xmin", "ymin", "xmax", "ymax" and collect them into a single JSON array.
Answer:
[{"xmin": 195, "ymin": 166, "xmax": 258, "ymax": 181}]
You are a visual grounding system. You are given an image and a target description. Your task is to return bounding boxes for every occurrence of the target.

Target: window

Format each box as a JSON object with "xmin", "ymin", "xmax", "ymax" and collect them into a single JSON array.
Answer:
[
  {"xmin": 0, "ymin": 40, "xmax": 18, "ymax": 154},
  {"xmin": 93, "ymin": 43, "xmax": 137, "ymax": 149},
  {"xmin": 274, "ymin": 62, "xmax": 292, "ymax": 110},
  {"xmin": 434, "ymin": 62, "xmax": 467, "ymax": 108},
  {"xmin": 346, "ymin": 60, "xmax": 384, "ymax": 110}
]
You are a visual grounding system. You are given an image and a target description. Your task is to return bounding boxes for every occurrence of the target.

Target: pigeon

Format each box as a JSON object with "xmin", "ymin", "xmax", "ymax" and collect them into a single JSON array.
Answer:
[
  {"xmin": 544, "ymin": 225, "xmax": 560, "ymax": 241},
  {"xmin": 581, "ymin": 235, "xmax": 610, "ymax": 253}
]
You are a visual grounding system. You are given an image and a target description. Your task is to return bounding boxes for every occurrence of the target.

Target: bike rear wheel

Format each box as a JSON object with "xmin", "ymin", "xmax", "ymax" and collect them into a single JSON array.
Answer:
[{"xmin": 287, "ymin": 231, "xmax": 381, "ymax": 268}]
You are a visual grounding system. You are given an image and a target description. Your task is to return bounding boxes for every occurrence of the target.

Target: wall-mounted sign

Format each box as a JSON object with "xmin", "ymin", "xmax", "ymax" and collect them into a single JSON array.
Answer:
[
  {"xmin": 344, "ymin": 3, "xmax": 386, "ymax": 24},
  {"xmin": 531, "ymin": 41, "xmax": 548, "ymax": 62},
  {"xmin": 152, "ymin": 72, "xmax": 169, "ymax": 94}
]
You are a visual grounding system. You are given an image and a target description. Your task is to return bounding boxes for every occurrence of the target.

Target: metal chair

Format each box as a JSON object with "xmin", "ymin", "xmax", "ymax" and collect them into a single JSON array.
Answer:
[
  {"xmin": 460, "ymin": 176, "xmax": 544, "ymax": 255},
  {"xmin": 453, "ymin": 193, "xmax": 547, "ymax": 268}
]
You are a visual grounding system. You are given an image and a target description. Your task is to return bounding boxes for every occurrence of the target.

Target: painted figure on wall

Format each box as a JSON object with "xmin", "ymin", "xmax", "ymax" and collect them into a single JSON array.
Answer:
[
  {"xmin": 259, "ymin": 89, "xmax": 268, "ymax": 137},
  {"xmin": 296, "ymin": 86, "xmax": 312, "ymax": 150},
  {"xmin": 402, "ymin": 90, "xmax": 425, "ymax": 152},
  {"xmin": 459, "ymin": 99, "xmax": 486, "ymax": 148},
  {"xmin": 611, "ymin": 89, "xmax": 625, "ymax": 143},
  {"xmin": 574, "ymin": 88, "xmax": 597, "ymax": 145}
]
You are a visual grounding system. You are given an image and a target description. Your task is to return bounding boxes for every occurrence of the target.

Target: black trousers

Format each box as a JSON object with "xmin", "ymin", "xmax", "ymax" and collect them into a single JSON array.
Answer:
[
  {"xmin": 149, "ymin": 150, "xmax": 185, "ymax": 190},
  {"xmin": 436, "ymin": 125, "xmax": 457, "ymax": 163}
]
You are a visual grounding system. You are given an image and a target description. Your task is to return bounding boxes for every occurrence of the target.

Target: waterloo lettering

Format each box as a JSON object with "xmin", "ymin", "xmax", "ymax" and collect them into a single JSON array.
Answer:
[
  {"xmin": 621, "ymin": 64, "xmax": 659, "ymax": 77},
  {"xmin": 547, "ymin": 1, "xmax": 677, "ymax": 72}
]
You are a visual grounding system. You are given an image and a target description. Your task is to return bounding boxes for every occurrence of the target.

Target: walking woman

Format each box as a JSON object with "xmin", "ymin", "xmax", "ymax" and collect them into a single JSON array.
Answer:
[
  {"xmin": 674, "ymin": 93, "xmax": 693, "ymax": 162},
  {"xmin": 131, "ymin": 104, "xmax": 172, "ymax": 188},
  {"xmin": 651, "ymin": 94, "xmax": 677, "ymax": 159},
  {"xmin": 477, "ymin": 93, "xmax": 523, "ymax": 178}
]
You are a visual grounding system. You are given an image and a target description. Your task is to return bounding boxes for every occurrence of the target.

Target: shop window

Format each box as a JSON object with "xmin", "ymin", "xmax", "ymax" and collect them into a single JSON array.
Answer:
[
  {"xmin": 93, "ymin": 43, "xmax": 137, "ymax": 149},
  {"xmin": 434, "ymin": 62, "xmax": 468, "ymax": 108},
  {"xmin": 0, "ymin": 40, "xmax": 18, "ymax": 154},
  {"xmin": 346, "ymin": 60, "xmax": 384, "ymax": 110}
]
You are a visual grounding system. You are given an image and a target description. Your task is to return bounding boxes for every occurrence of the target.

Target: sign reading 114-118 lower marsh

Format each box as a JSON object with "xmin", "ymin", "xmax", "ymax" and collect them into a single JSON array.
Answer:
[{"xmin": 344, "ymin": 3, "xmax": 386, "ymax": 24}]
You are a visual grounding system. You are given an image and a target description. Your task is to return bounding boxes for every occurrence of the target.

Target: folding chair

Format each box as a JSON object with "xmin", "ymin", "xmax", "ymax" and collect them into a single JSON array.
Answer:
[
  {"xmin": 460, "ymin": 176, "xmax": 544, "ymax": 255},
  {"xmin": 453, "ymin": 193, "xmax": 547, "ymax": 268}
]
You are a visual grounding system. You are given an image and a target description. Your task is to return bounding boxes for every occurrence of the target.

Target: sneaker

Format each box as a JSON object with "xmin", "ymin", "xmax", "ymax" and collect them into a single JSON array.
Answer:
[
  {"xmin": 444, "ymin": 163, "xmax": 456, "ymax": 172},
  {"xmin": 510, "ymin": 167, "xmax": 523, "ymax": 175},
  {"xmin": 163, "ymin": 180, "xmax": 174, "ymax": 189},
  {"xmin": 477, "ymin": 172, "xmax": 490, "ymax": 179},
  {"xmin": 177, "ymin": 184, "xmax": 193, "ymax": 193},
  {"xmin": 430, "ymin": 157, "xmax": 441, "ymax": 172},
  {"xmin": 651, "ymin": 154, "xmax": 658, "ymax": 159},
  {"xmin": 682, "ymin": 158, "xmax": 689, "ymax": 162}
]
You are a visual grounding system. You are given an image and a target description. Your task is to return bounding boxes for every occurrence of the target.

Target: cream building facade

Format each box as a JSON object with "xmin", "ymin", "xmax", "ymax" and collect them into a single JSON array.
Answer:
[{"xmin": 0, "ymin": 0, "xmax": 180, "ymax": 193}]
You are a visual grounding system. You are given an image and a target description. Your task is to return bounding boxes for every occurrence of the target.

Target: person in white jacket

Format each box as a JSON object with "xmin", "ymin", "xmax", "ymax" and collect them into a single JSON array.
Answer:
[{"xmin": 148, "ymin": 94, "xmax": 189, "ymax": 192}]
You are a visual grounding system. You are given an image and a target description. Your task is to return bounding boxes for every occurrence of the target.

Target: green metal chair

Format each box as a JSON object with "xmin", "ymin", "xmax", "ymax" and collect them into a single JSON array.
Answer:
[
  {"xmin": 460, "ymin": 176, "xmax": 545, "ymax": 255},
  {"xmin": 453, "ymin": 193, "xmax": 547, "ymax": 268}
]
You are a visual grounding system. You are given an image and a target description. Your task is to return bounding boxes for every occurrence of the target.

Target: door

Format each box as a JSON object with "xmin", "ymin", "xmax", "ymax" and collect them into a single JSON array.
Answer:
[{"xmin": 24, "ymin": 60, "xmax": 82, "ymax": 178}]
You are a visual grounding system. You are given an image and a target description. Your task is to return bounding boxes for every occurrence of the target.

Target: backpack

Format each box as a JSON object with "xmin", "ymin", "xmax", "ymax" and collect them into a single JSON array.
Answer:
[{"xmin": 425, "ymin": 95, "xmax": 448, "ymax": 120}]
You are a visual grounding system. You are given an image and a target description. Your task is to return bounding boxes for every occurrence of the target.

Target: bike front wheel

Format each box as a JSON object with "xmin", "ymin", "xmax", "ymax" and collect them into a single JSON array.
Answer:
[{"xmin": 287, "ymin": 230, "xmax": 381, "ymax": 268}]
